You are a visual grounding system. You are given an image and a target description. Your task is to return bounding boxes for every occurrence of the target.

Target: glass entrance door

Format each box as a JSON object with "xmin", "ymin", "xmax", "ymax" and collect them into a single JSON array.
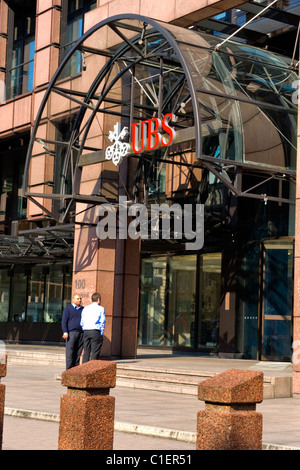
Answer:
[
  {"xmin": 260, "ymin": 240, "xmax": 294, "ymax": 361},
  {"xmin": 197, "ymin": 253, "xmax": 222, "ymax": 350},
  {"xmin": 138, "ymin": 254, "xmax": 197, "ymax": 348}
]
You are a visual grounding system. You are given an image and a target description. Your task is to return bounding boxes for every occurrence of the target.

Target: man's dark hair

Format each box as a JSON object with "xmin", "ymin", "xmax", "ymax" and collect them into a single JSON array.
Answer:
[{"xmin": 92, "ymin": 292, "xmax": 101, "ymax": 302}]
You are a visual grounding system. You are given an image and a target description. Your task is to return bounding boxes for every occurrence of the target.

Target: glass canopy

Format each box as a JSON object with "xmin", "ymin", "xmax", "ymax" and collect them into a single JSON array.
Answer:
[{"xmin": 23, "ymin": 14, "xmax": 298, "ymax": 223}]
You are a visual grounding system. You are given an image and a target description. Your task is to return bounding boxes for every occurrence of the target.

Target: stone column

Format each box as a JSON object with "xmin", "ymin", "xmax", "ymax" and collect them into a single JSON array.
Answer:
[
  {"xmin": 34, "ymin": 1, "xmax": 61, "ymax": 88},
  {"xmin": 197, "ymin": 369, "xmax": 263, "ymax": 450},
  {"xmin": 58, "ymin": 360, "xmax": 116, "ymax": 450},
  {"xmin": 0, "ymin": 354, "xmax": 7, "ymax": 451}
]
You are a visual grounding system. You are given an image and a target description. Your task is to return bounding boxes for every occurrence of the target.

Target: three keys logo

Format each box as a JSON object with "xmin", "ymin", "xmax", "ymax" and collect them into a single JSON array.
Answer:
[{"xmin": 105, "ymin": 123, "xmax": 130, "ymax": 166}]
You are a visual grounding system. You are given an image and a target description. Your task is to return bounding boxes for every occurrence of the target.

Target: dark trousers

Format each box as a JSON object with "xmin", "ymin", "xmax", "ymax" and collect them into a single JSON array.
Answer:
[
  {"xmin": 82, "ymin": 329, "xmax": 103, "ymax": 363},
  {"xmin": 65, "ymin": 330, "xmax": 84, "ymax": 369}
]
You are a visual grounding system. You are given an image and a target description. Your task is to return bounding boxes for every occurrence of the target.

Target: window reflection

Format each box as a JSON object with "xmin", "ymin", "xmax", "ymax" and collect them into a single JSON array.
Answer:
[
  {"xmin": 10, "ymin": 272, "xmax": 27, "ymax": 322},
  {"xmin": 262, "ymin": 243, "xmax": 293, "ymax": 359},
  {"xmin": 7, "ymin": 0, "xmax": 36, "ymax": 99},
  {"xmin": 0, "ymin": 136, "xmax": 28, "ymax": 234},
  {"xmin": 0, "ymin": 271, "xmax": 10, "ymax": 322},
  {"xmin": 199, "ymin": 91, "xmax": 243, "ymax": 161},
  {"xmin": 139, "ymin": 253, "xmax": 222, "ymax": 350},
  {"xmin": 60, "ymin": 0, "xmax": 97, "ymax": 78},
  {"xmin": 138, "ymin": 255, "xmax": 197, "ymax": 348},
  {"xmin": 44, "ymin": 267, "xmax": 64, "ymax": 323},
  {"xmin": 167, "ymin": 255, "xmax": 197, "ymax": 348},
  {"xmin": 198, "ymin": 253, "xmax": 222, "ymax": 349},
  {"xmin": 139, "ymin": 257, "xmax": 167, "ymax": 346},
  {"xmin": 0, "ymin": 265, "xmax": 72, "ymax": 324},
  {"xmin": 27, "ymin": 269, "xmax": 44, "ymax": 322},
  {"xmin": 176, "ymin": 33, "xmax": 297, "ymax": 169}
]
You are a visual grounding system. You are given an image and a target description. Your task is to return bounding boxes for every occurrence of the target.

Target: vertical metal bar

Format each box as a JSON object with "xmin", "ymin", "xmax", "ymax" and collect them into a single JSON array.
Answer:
[
  {"xmin": 164, "ymin": 253, "xmax": 170, "ymax": 347},
  {"xmin": 258, "ymin": 242, "xmax": 265, "ymax": 361},
  {"xmin": 158, "ymin": 58, "xmax": 163, "ymax": 120},
  {"xmin": 129, "ymin": 65, "xmax": 135, "ymax": 140},
  {"xmin": 194, "ymin": 252, "xmax": 201, "ymax": 351}
]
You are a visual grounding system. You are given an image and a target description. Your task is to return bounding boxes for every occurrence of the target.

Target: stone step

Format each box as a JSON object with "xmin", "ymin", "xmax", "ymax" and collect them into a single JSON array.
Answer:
[
  {"xmin": 116, "ymin": 364, "xmax": 213, "ymax": 395},
  {"xmin": 4, "ymin": 348, "xmax": 293, "ymax": 399},
  {"xmin": 116, "ymin": 364, "xmax": 293, "ymax": 399},
  {"xmin": 6, "ymin": 349, "xmax": 65, "ymax": 367}
]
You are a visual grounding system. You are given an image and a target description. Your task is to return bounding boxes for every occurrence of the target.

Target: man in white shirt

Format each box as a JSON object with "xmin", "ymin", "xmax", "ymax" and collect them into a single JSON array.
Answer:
[{"xmin": 80, "ymin": 292, "xmax": 106, "ymax": 362}]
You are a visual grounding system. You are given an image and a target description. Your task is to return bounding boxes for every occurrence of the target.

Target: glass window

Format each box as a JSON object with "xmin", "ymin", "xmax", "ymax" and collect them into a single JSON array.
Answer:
[
  {"xmin": 138, "ymin": 257, "xmax": 167, "ymax": 346},
  {"xmin": 53, "ymin": 117, "xmax": 77, "ymax": 196},
  {"xmin": 27, "ymin": 268, "xmax": 44, "ymax": 322},
  {"xmin": 198, "ymin": 253, "xmax": 222, "ymax": 349},
  {"xmin": 0, "ymin": 270, "xmax": 10, "ymax": 322},
  {"xmin": 239, "ymin": 244, "xmax": 260, "ymax": 360},
  {"xmin": 198, "ymin": 91, "xmax": 243, "ymax": 161},
  {"xmin": 138, "ymin": 254, "xmax": 197, "ymax": 348},
  {"xmin": 7, "ymin": 1, "xmax": 36, "ymax": 99},
  {"xmin": 165, "ymin": 28, "xmax": 297, "ymax": 169},
  {"xmin": 44, "ymin": 266, "xmax": 64, "ymax": 323},
  {"xmin": 0, "ymin": 264, "xmax": 72, "ymax": 324},
  {"xmin": 144, "ymin": 161, "xmax": 166, "ymax": 198},
  {"xmin": 167, "ymin": 255, "xmax": 197, "ymax": 347},
  {"xmin": 261, "ymin": 242, "xmax": 293, "ymax": 359},
  {"xmin": 16, "ymin": 158, "xmax": 27, "ymax": 220},
  {"xmin": 60, "ymin": 0, "xmax": 97, "ymax": 77},
  {"xmin": 10, "ymin": 272, "xmax": 27, "ymax": 322},
  {"xmin": 63, "ymin": 271, "xmax": 72, "ymax": 310},
  {"xmin": 238, "ymin": 99, "xmax": 296, "ymax": 170},
  {"xmin": 0, "ymin": 165, "xmax": 13, "ymax": 231},
  {"xmin": 0, "ymin": 137, "xmax": 28, "ymax": 234},
  {"xmin": 198, "ymin": 88, "xmax": 297, "ymax": 169}
]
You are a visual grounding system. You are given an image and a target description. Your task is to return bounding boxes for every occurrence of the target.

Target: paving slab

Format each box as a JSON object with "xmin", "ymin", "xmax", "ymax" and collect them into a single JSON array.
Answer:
[{"xmin": 0, "ymin": 345, "xmax": 299, "ymax": 450}]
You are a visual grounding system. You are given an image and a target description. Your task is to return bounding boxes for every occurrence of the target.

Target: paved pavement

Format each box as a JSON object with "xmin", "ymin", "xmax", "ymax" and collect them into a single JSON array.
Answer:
[{"xmin": 1, "ymin": 345, "xmax": 300, "ymax": 451}]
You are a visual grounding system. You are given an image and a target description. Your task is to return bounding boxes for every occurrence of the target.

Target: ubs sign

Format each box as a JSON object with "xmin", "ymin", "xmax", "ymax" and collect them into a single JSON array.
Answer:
[{"xmin": 105, "ymin": 113, "xmax": 176, "ymax": 166}]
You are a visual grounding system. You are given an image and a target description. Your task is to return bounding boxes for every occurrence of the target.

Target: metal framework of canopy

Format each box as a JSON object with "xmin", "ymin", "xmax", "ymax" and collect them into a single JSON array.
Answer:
[
  {"xmin": 0, "ymin": 224, "xmax": 74, "ymax": 266},
  {"xmin": 195, "ymin": 0, "xmax": 300, "ymax": 53},
  {"xmin": 2, "ymin": 11, "xmax": 296, "ymax": 263},
  {"xmin": 23, "ymin": 13, "xmax": 298, "ymax": 215}
]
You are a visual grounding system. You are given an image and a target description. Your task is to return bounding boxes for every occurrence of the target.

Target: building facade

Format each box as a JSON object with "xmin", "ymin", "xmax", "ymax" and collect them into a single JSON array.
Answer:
[{"xmin": 1, "ymin": 0, "xmax": 300, "ymax": 389}]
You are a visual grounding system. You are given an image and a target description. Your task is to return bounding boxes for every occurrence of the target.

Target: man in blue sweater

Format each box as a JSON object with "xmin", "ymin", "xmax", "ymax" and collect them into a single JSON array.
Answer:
[{"xmin": 62, "ymin": 293, "xmax": 84, "ymax": 369}]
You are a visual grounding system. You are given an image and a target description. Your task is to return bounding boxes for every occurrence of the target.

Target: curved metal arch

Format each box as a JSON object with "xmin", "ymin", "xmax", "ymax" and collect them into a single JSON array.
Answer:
[{"xmin": 23, "ymin": 14, "xmax": 202, "ymax": 223}]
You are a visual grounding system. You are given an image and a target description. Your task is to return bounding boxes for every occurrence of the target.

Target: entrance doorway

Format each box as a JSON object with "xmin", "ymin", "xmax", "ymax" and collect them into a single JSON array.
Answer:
[
  {"xmin": 260, "ymin": 240, "xmax": 294, "ymax": 361},
  {"xmin": 138, "ymin": 254, "xmax": 197, "ymax": 348},
  {"xmin": 138, "ymin": 252, "xmax": 222, "ymax": 350}
]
